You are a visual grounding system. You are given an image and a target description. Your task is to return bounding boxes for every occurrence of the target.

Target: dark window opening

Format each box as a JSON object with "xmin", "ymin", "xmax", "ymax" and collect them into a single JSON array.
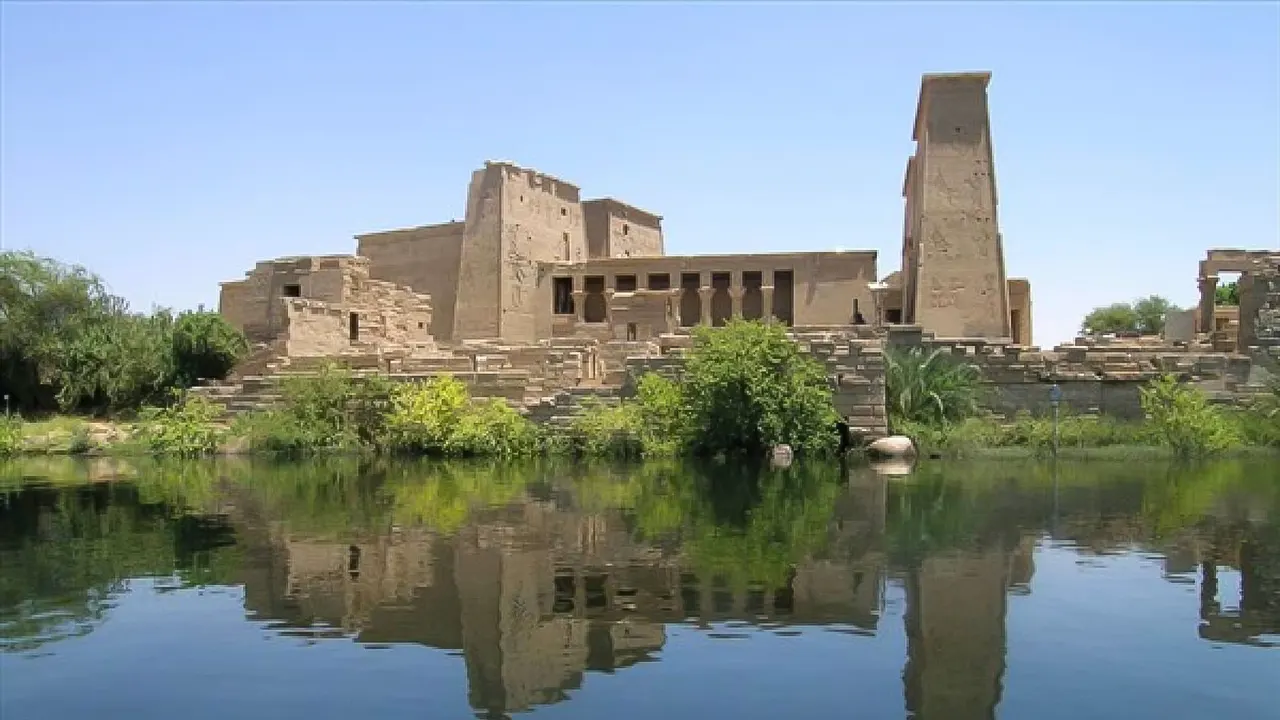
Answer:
[
  {"xmin": 742, "ymin": 271, "xmax": 764, "ymax": 320},
  {"xmin": 553, "ymin": 277, "xmax": 574, "ymax": 315},
  {"xmin": 282, "ymin": 284, "xmax": 301, "ymax": 298},
  {"xmin": 853, "ymin": 298, "xmax": 866, "ymax": 325},
  {"xmin": 648, "ymin": 273, "xmax": 671, "ymax": 290},
  {"xmin": 622, "ymin": 223, "xmax": 630, "ymax": 236},
  {"xmin": 773, "ymin": 270, "xmax": 794, "ymax": 326},
  {"xmin": 627, "ymin": 322, "xmax": 638, "ymax": 341},
  {"xmin": 584, "ymin": 276, "xmax": 607, "ymax": 323},
  {"xmin": 348, "ymin": 312, "xmax": 360, "ymax": 342},
  {"xmin": 417, "ymin": 321, "xmax": 425, "ymax": 330},
  {"xmin": 710, "ymin": 272, "xmax": 732, "ymax": 327},
  {"xmin": 560, "ymin": 207, "xmax": 568, "ymax": 216},
  {"xmin": 615, "ymin": 274, "xmax": 637, "ymax": 292},
  {"xmin": 680, "ymin": 272, "xmax": 701, "ymax": 327},
  {"xmin": 886, "ymin": 308, "xmax": 903, "ymax": 324}
]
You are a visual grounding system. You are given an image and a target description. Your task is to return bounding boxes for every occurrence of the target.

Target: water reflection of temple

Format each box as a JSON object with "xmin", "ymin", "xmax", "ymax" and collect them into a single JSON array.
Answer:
[
  {"xmin": 5, "ymin": 464, "xmax": 1279, "ymax": 717},
  {"xmin": 225, "ymin": 474, "xmax": 879, "ymax": 714},
  {"xmin": 226, "ymin": 472, "xmax": 1034, "ymax": 718}
]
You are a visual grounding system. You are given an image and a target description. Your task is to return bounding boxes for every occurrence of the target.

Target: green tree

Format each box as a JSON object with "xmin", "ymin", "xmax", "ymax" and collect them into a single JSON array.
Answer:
[
  {"xmin": 1215, "ymin": 281, "xmax": 1239, "ymax": 306},
  {"xmin": 1133, "ymin": 295, "xmax": 1178, "ymax": 335},
  {"xmin": 1081, "ymin": 295, "xmax": 1179, "ymax": 336},
  {"xmin": 681, "ymin": 320, "xmax": 839, "ymax": 456},
  {"xmin": 172, "ymin": 310, "xmax": 249, "ymax": 385},
  {"xmin": 1081, "ymin": 302, "xmax": 1140, "ymax": 334},
  {"xmin": 0, "ymin": 251, "xmax": 247, "ymax": 414}
]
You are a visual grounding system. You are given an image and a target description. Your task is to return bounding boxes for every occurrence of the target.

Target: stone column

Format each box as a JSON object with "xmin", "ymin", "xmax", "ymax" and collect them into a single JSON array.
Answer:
[
  {"xmin": 571, "ymin": 291, "xmax": 586, "ymax": 323},
  {"xmin": 762, "ymin": 285, "xmax": 775, "ymax": 323},
  {"xmin": 666, "ymin": 289, "xmax": 680, "ymax": 334},
  {"xmin": 698, "ymin": 288, "xmax": 714, "ymax": 326},
  {"xmin": 1198, "ymin": 274, "xmax": 1218, "ymax": 334},
  {"xmin": 729, "ymin": 288, "xmax": 745, "ymax": 318},
  {"xmin": 604, "ymin": 290, "xmax": 616, "ymax": 327}
]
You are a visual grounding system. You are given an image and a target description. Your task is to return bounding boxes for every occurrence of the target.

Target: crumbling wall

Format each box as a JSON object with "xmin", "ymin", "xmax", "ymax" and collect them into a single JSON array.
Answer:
[
  {"xmin": 357, "ymin": 221, "xmax": 465, "ymax": 342},
  {"xmin": 1245, "ymin": 259, "xmax": 1280, "ymax": 374},
  {"xmin": 219, "ymin": 255, "xmax": 359, "ymax": 343},
  {"xmin": 892, "ymin": 328, "xmax": 1259, "ymax": 420}
]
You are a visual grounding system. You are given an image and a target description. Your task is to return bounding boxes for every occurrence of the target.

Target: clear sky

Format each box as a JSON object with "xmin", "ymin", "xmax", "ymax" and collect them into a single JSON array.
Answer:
[{"xmin": 2, "ymin": 1, "xmax": 1277, "ymax": 346}]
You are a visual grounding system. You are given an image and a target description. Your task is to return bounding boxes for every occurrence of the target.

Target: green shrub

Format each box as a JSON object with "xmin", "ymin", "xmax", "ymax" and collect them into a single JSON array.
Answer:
[
  {"xmin": 0, "ymin": 416, "xmax": 22, "ymax": 457},
  {"xmin": 446, "ymin": 399, "xmax": 538, "ymax": 458},
  {"xmin": 885, "ymin": 346, "xmax": 983, "ymax": 431},
  {"xmin": 385, "ymin": 375, "xmax": 538, "ymax": 457},
  {"xmin": 171, "ymin": 311, "xmax": 248, "ymax": 385},
  {"xmin": 633, "ymin": 373, "xmax": 689, "ymax": 456},
  {"xmin": 682, "ymin": 320, "xmax": 839, "ymax": 457},
  {"xmin": 136, "ymin": 394, "xmax": 225, "ymax": 457},
  {"xmin": 386, "ymin": 375, "xmax": 470, "ymax": 453},
  {"xmin": 1140, "ymin": 375, "xmax": 1241, "ymax": 457},
  {"xmin": 570, "ymin": 399, "xmax": 645, "ymax": 458},
  {"xmin": 239, "ymin": 366, "xmax": 365, "ymax": 455}
]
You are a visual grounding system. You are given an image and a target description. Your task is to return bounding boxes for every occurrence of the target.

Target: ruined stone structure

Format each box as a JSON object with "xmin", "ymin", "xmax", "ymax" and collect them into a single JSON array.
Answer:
[
  {"xmin": 217, "ymin": 255, "xmax": 440, "ymax": 375},
  {"xmin": 210, "ymin": 72, "xmax": 1042, "ymax": 429},
  {"xmin": 210, "ymin": 72, "xmax": 1276, "ymax": 426},
  {"xmin": 1195, "ymin": 250, "xmax": 1280, "ymax": 359}
]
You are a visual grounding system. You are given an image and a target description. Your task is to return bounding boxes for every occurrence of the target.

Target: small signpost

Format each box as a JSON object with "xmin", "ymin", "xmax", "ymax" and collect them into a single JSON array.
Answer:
[
  {"xmin": 1049, "ymin": 384, "xmax": 1063, "ymax": 458},
  {"xmin": 3, "ymin": 394, "xmax": 9, "ymax": 418}
]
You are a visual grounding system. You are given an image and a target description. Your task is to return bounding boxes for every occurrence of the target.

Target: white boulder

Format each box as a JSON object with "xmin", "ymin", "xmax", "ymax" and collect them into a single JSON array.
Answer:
[{"xmin": 866, "ymin": 435, "xmax": 917, "ymax": 459}]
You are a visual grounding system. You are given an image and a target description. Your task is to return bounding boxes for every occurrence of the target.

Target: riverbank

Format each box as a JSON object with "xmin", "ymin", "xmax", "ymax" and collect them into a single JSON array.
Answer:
[{"xmin": 4, "ymin": 412, "xmax": 1279, "ymax": 462}]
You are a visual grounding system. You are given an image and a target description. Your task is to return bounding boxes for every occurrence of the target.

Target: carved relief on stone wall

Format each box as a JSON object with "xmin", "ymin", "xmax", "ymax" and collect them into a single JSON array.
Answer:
[{"xmin": 926, "ymin": 277, "xmax": 966, "ymax": 309}]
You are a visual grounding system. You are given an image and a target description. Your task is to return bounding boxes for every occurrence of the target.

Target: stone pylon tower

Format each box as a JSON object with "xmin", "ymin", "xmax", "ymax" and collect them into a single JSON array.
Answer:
[
  {"xmin": 901, "ymin": 72, "xmax": 1011, "ymax": 339},
  {"xmin": 452, "ymin": 162, "xmax": 588, "ymax": 343}
]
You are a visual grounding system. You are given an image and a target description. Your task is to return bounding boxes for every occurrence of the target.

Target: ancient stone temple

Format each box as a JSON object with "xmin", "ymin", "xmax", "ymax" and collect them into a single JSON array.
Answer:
[{"xmin": 206, "ymin": 71, "xmax": 1271, "ymax": 427}]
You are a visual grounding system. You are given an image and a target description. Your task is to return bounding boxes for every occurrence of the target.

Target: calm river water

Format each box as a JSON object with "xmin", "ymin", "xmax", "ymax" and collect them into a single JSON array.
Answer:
[{"xmin": 0, "ymin": 457, "xmax": 1277, "ymax": 719}]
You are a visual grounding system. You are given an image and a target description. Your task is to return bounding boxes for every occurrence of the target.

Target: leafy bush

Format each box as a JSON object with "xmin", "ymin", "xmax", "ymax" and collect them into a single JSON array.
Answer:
[
  {"xmin": 386, "ymin": 375, "xmax": 470, "ymax": 453},
  {"xmin": 136, "ymin": 395, "xmax": 225, "ymax": 457},
  {"xmin": 682, "ymin": 320, "xmax": 839, "ymax": 457},
  {"xmin": 0, "ymin": 416, "xmax": 22, "ymax": 456},
  {"xmin": 1139, "ymin": 375, "xmax": 1241, "ymax": 457},
  {"xmin": 385, "ymin": 375, "xmax": 538, "ymax": 457},
  {"xmin": 446, "ymin": 399, "xmax": 538, "ymax": 458},
  {"xmin": 570, "ymin": 399, "xmax": 645, "ymax": 458},
  {"xmin": 632, "ymin": 373, "xmax": 689, "ymax": 455},
  {"xmin": 172, "ymin": 311, "xmax": 248, "ymax": 385},
  {"xmin": 240, "ymin": 366, "xmax": 365, "ymax": 455},
  {"xmin": 1236, "ymin": 377, "xmax": 1280, "ymax": 448},
  {"xmin": 885, "ymin": 346, "xmax": 983, "ymax": 431}
]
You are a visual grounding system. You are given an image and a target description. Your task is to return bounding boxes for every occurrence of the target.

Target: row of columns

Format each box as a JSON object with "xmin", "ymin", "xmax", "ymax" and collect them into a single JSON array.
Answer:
[{"xmin": 563, "ymin": 270, "xmax": 786, "ymax": 326}]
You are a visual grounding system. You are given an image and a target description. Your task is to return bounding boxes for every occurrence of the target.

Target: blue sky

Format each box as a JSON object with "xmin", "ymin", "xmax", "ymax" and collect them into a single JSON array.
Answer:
[{"xmin": 2, "ymin": 1, "xmax": 1277, "ymax": 345}]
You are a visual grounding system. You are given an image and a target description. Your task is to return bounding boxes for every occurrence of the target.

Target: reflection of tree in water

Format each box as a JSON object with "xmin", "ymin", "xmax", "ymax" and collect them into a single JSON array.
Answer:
[
  {"xmin": 0, "ymin": 481, "xmax": 239, "ymax": 652},
  {"xmin": 3, "ymin": 451, "xmax": 1279, "ymax": 716}
]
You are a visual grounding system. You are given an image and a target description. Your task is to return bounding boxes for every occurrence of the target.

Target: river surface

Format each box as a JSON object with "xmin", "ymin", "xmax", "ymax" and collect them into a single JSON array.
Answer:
[{"xmin": 0, "ymin": 457, "xmax": 1277, "ymax": 719}]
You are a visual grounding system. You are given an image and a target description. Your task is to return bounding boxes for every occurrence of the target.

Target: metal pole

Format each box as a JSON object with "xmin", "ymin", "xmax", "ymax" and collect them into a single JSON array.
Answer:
[
  {"xmin": 1049, "ymin": 384, "xmax": 1062, "ymax": 459},
  {"xmin": 1053, "ymin": 403, "xmax": 1060, "ymax": 458},
  {"xmin": 3, "ymin": 394, "xmax": 9, "ymax": 418}
]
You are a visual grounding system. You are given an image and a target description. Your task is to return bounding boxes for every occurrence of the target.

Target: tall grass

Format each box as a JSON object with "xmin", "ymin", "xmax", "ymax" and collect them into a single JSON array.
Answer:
[{"xmin": 885, "ymin": 346, "xmax": 984, "ymax": 432}]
